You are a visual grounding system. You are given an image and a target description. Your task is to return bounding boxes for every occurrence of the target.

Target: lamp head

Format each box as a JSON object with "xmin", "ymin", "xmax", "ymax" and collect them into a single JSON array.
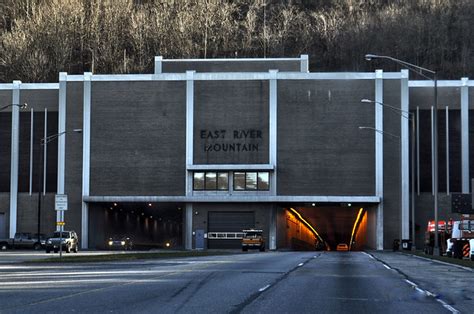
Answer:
[
  {"xmin": 365, "ymin": 54, "xmax": 378, "ymax": 61},
  {"xmin": 20, "ymin": 103, "xmax": 28, "ymax": 109},
  {"xmin": 72, "ymin": 128, "xmax": 83, "ymax": 133},
  {"xmin": 360, "ymin": 99, "xmax": 373, "ymax": 103}
]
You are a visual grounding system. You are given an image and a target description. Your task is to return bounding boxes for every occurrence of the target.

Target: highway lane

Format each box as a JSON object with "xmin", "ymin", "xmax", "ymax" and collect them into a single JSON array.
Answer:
[{"xmin": 0, "ymin": 252, "xmax": 451, "ymax": 313}]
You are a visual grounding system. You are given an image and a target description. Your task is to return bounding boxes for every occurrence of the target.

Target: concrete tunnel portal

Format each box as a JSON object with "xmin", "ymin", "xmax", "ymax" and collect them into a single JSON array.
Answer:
[{"xmin": 284, "ymin": 204, "xmax": 376, "ymax": 251}]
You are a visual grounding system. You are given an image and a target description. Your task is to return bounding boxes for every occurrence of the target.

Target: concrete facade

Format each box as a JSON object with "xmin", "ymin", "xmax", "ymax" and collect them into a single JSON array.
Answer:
[{"xmin": 0, "ymin": 55, "xmax": 472, "ymax": 250}]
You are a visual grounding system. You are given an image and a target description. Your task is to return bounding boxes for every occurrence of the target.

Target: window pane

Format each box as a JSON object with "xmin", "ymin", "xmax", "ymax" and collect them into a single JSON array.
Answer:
[
  {"xmin": 205, "ymin": 172, "xmax": 217, "ymax": 190},
  {"xmin": 217, "ymin": 172, "xmax": 228, "ymax": 190},
  {"xmin": 193, "ymin": 172, "xmax": 205, "ymax": 190},
  {"xmin": 257, "ymin": 172, "xmax": 269, "ymax": 190},
  {"xmin": 234, "ymin": 172, "xmax": 245, "ymax": 190},
  {"xmin": 246, "ymin": 172, "xmax": 257, "ymax": 190}
]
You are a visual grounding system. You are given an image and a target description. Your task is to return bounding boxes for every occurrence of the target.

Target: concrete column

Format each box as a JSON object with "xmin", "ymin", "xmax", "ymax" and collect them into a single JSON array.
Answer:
[
  {"xmin": 186, "ymin": 71, "xmax": 195, "ymax": 196},
  {"xmin": 269, "ymin": 70, "xmax": 278, "ymax": 196},
  {"xmin": 461, "ymin": 77, "xmax": 469, "ymax": 193},
  {"xmin": 43, "ymin": 108, "xmax": 47, "ymax": 195},
  {"xmin": 185, "ymin": 203, "xmax": 193, "ymax": 250},
  {"xmin": 269, "ymin": 205, "xmax": 277, "ymax": 250},
  {"xmin": 300, "ymin": 55, "xmax": 309, "ymax": 73},
  {"xmin": 9, "ymin": 80, "xmax": 21, "ymax": 238},
  {"xmin": 81, "ymin": 72, "xmax": 92, "ymax": 249},
  {"xmin": 29, "ymin": 108, "xmax": 34, "ymax": 195},
  {"xmin": 57, "ymin": 72, "xmax": 67, "ymax": 230},
  {"xmin": 401, "ymin": 70, "xmax": 409, "ymax": 240},
  {"xmin": 375, "ymin": 70, "xmax": 384, "ymax": 250},
  {"xmin": 154, "ymin": 56, "xmax": 163, "ymax": 74}
]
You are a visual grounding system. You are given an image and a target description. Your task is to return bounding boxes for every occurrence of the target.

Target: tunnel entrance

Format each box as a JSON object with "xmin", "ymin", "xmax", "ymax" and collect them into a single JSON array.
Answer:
[
  {"xmin": 281, "ymin": 204, "xmax": 376, "ymax": 251},
  {"xmin": 88, "ymin": 202, "xmax": 183, "ymax": 250}
]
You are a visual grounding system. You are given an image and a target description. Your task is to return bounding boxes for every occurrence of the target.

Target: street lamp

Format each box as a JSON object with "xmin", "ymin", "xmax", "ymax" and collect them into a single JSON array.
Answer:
[
  {"xmin": 37, "ymin": 129, "xmax": 82, "ymax": 246},
  {"xmin": 361, "ymin": 99, "xmax": 416, "ymax": 250},
  {"xmin": 365, "ymin": 53, "xmax": 439, "ymax": 255},
  {"xmin": 0, "ymin": 103, "xmax": 28, "ymax": 111},
  {"xmin": 359, "ymin": 126, "xmax": 403, "ymax": 242}
]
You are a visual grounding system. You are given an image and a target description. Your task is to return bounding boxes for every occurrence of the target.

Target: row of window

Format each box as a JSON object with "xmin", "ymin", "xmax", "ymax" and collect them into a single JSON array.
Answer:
[{"xmin": 193, "ymin": 171, "xmax": 270, "ymax": 191}]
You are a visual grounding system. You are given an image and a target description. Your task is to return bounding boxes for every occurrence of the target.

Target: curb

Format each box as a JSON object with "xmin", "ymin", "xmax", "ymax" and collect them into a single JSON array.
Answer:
[{"xmin": 398, "ymin": 251, "xmax": 474, "ymax": 272}]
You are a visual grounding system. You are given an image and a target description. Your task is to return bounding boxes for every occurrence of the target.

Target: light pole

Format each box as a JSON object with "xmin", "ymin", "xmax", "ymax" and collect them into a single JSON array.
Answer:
[
  {"xmin": 359, "ymin": 126, "xmax": 403, "ymax": 242},
  {"xmin": 0, "ymin": 103, "xmax": 28, "ymax": 111},
  {"xmin": 365, "ymin": 54, "xmax": 439, "ymax": 255},
  {"xmin": 361, "ymin": 99, "xmax": 416, "ymax": 250},
  {"xmin": 37, "ymin": 129, "xmax": 82, "ymax": 246}
]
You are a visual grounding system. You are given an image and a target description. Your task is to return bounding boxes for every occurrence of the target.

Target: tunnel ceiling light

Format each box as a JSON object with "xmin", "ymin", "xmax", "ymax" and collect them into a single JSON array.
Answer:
[
  {"xmin": 349, "ymin": 208, "xmax": 364, "ymax": 251},
  {"xmin": 288, "ymin": 208, "xmax": 324, "ymax": 243}
]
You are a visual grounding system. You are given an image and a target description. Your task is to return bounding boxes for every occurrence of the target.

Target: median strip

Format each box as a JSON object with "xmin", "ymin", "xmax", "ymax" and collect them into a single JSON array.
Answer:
[{"xmin": 23, "ymin": 251, "xmax": 238, "ymax": 263}]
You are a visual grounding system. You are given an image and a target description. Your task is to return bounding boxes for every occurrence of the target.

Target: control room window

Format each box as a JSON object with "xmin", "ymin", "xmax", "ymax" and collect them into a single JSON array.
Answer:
[
  {"xmin": 193, "ymin": 172, "xmax": 205, "ymax": 190},
  {"xmin": 217, "ymin": 172, "xmax": 229, "ymax": 190},
  {"xmin": 193, "ymin": 171, "xmax": 229, "ymax": 191},
  {"xmin": 233, "ymin": 171, "xmax": 270, "ymax": 191},
  {"xmin": 246, "ymin": 172, "xmax": 257, "ymax": 190},
  {"xmin": 257, "ymin": 172, "xmax": 270, "ymax": 190},
  {"xmin": 234, "ymin": 172, "xmax": 246, "ymax": 190},
  {"xmin": 205, "ymin": 172, "xmax": 217, "ymax": 190}
]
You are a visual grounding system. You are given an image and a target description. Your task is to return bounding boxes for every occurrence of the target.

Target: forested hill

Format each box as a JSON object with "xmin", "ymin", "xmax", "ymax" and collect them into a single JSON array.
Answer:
[{"xmin": 1, "ymin": 0, "xmax": 473, "ymax": 82}]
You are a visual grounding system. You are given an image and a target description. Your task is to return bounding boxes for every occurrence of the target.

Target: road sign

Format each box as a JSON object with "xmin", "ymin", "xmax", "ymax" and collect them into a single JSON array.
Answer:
[{"xmin": 55, "ymin": 194, "xmax": 68, "ymax": 211}]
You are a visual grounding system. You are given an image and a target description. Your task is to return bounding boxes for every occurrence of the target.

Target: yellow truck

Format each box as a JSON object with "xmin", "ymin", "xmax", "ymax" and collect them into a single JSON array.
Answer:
[{"xmin": 241, "ymin": 229, "xmax": 265, "ymax": 252}]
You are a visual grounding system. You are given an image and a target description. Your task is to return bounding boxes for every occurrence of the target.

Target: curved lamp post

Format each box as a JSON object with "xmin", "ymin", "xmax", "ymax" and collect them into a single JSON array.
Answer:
[
  {"xmin": 37, "ymin": 129, "xmax": 82, "ymax": 247},
  {"xmin": 361, "ymin": 99, "xmax": 416, "ymax": 250},
  {"xmin": 365, "ymin": 54, "xmax": 439, "ymax": 255},
  {"xmin": 0, "ymin": 103, "xmax": 28, "ymax": 111}
]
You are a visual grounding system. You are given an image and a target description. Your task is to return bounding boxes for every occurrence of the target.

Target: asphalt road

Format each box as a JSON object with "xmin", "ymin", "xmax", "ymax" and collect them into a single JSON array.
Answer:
[{"xmin": 0, "ymin": 251, "xmax": 453, "ymax": 313}]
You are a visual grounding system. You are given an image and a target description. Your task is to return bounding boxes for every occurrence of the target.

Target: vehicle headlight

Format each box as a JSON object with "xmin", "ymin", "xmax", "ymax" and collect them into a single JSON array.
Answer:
[
  {"xmin": 165, "ymin": 242, "xmax": 170, "ymax": 248},
  {"xmin": 121, "ymin": 241, "xmax": 125, "ymax": 245},
  {"xmin": 108, "ymin": 241, "xmax": 113, "ymax": 246},
  {"xmin": 47, "ymin": 240, "xmax": 52, "ymax": 244}
]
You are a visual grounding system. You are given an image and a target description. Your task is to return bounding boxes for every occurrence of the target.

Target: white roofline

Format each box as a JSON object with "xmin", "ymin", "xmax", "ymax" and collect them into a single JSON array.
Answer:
[{"xmin": 84, "ymin": 195, "xmax": 380, "ymax": 203}]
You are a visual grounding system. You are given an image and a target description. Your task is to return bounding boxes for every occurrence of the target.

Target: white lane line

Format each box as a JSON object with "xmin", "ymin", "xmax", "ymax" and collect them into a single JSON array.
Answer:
[
  {"xmin": 362, "ymin": 252, "xmax": 375, "ymax": 260},
  {"xmin": 298, "ymin": 263, "xmax": 304, "ymax": 267},
  {"xmin": 258, "ymin": 284, "xmax": 271, "ymax": 292},
  {"xmin": 404, "ymin": 279, "xmax": 417, "ymax": 287},
  {"xmin": 436, "ymin": 299, "xmax": 460, "ymax": 314},
  {"xmin": 382, "ymin": 264, "xmax": 391, "ymax": 270}
]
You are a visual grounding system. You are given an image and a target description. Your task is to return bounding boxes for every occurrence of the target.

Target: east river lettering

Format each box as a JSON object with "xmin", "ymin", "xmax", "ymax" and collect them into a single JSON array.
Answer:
[{"xmin": 201, "ymin": 129, "xmax": 262, "ymax": 152}]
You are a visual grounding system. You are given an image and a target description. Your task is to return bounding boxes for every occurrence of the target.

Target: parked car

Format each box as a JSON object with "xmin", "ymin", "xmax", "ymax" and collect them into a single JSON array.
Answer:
[
  {"xmin": 0, "ymin": 232, "xmax": 46, "ymax": 250},
  {"xmin": 45, "ymin": 231, "xmax": 79, "ymax": 253},
  {"xmin": 107, "ymin": 236, "xmax": 133, "ymax": 250}
]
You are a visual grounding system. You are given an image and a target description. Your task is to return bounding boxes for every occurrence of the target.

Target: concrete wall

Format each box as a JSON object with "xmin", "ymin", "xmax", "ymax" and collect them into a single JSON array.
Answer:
[
  {"xmin": 194, "ymin": 81, "xmax": 269, "ymax": 164},
  {"xmin": 382, "ymin": 80, "xmax": 402, "ymax": 248},
  {"xmin": 90, "ymin": 81, "xmax": 186, "ymax": 196},
  {"xmin": 277, "ymin": 79, "xmax": 376, "ymax": 196},
  {"xmin": 162, "ymin": 60, "xmax": 301, "ymax": 73},
  {"xmin": 64, "ymin": 82, "xmax": 84, "ymax": 239}
]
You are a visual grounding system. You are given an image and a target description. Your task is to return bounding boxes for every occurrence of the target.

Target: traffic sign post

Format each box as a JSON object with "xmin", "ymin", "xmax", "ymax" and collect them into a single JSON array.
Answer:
[
  {"xmin": 55, "ymin": 194, "xmax": 67, "ymax": 260},
  {"xmin": 55, "ymin": 194, "xmax": 68, "ymax": 211}
]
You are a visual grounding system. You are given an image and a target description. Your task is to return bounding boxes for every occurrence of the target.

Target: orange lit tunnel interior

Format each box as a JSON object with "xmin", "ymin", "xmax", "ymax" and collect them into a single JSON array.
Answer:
[{"xmin": 284, "ymin": 207, "xmax": 367, "ymax": 251}]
